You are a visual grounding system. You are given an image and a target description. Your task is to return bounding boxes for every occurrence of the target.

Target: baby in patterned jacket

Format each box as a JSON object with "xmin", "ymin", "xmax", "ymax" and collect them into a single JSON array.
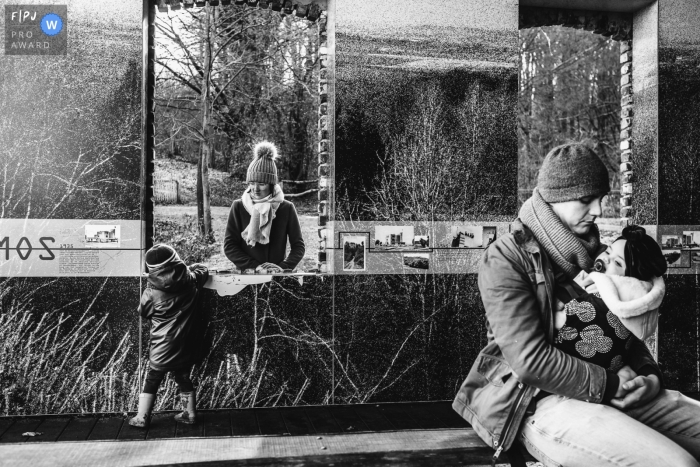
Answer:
[{"xmin": 554, "ymin": 225, "xmax": 667, "ymax": 372}]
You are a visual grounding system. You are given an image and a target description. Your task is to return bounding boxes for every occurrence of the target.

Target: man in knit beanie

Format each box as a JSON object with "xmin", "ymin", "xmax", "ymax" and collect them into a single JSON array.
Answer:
[
  {"xmin": 453, "ymin": 142, "xmax": 700, "ymax": 466},
  {"xmin": 523, "ymin": 142, "xmax": 611, "ymax": 240},
  {"xmin": 537, "ymin": 142, "xmax": 611, "ymax": 204}
]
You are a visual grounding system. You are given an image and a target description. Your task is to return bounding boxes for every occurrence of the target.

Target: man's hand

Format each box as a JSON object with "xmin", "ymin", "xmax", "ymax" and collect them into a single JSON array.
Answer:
[
  {"xmin": 555, "ymin": 299, "xmax": 565, "ymax": 312},
  {"xmin": 554, "ymin": 299, "xmax": 567, "ymax": 330},
  {"xmin": 615, "ymin": 365, "xmax": 637, "ymax": 398},
  {"xmin": 611, "ymin": 374, "xmax": 661, "ymax": 410}
]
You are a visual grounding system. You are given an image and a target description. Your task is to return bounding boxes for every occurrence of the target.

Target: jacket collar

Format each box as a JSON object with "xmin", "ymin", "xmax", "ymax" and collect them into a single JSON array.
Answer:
[{"xmin": 511, "ymin": 218, "xmax": 542, "ymax": 254}]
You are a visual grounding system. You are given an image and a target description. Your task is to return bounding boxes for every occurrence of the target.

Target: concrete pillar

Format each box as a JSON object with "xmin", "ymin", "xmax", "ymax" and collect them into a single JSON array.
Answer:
[
  {"xmin": 657, "ymin": 0, "xmax": 700, "ymax": 394},
  {"xmin": 658, "ymin": 0, "xmax": 700, "ymax": 225},
  {"xmin": 628, "ymin": 1, "xmax": 658, "ymax": 225}
]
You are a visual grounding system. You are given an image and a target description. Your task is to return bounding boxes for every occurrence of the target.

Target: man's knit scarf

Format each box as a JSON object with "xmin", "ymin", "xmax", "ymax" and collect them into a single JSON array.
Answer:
[
  {"xmin": 519, "ymin": 188, "xmax": 602, "ymax": 279},
  {"xmin": 241, "ymin": 184, "xmax": 284, "ymax": 247}
]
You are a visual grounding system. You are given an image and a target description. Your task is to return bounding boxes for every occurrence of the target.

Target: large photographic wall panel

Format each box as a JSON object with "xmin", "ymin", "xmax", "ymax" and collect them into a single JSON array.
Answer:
[
  {"xmin": 657, "ymin": 0, "xmax": 700, "ymax": 393},
  {"xmin": 334, "ymin": 0, "xmax": 518, "ymax": 277},
  {"xmin": 658, "ymin": 0, "xmax": 700, "ymax": 226},
  {"xmin": 0, "ymin": 277, "xmax": 141, "ymax": 416},
  {"xmin": 331, "ymin": 0, "xmax": 518, "ymax": 405},
  {"xmin": 153, "ymin": 277, "xmax": 335, "ymax": 411},
  {"xmin": 2, "ymin": 0, "xmax": 700, "ymax": 419},
  {"xmin": 658, "ymin": 275, "xmax": 700, "ymax": 393},
  {"xmin": 1, "ymin": 0, "xmax": 143, "ymax": 277},
  {"xmin": 332, "ymin": 274, "xmax": 487, "ymax": 404},
  {"xmin": 0, "ymin": 0, "xmax": 143, "ymax": 416}
]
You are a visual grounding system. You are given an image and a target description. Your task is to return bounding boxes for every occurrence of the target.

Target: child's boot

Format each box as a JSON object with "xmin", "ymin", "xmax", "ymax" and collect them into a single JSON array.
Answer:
[
  {"xmin": 129, "ymin": 393, "xmax": 156, "ymax": 428},
  {"xmin": 174, "ymin": 391, "xmax": 196, "ymax": 424}
]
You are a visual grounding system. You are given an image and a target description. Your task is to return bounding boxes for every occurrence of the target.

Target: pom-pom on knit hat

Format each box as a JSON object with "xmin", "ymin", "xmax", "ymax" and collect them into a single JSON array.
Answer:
[
  {"xmin": 145, "ymin": 244, "xmax": 181, "ymax": 270},
  {"xmin": 246, "ymin": 142, "xmax": 279, "ymax": 185},
  {"xmin": 537, "ymin": 142, "xmax": 611, "ymax": 203}
]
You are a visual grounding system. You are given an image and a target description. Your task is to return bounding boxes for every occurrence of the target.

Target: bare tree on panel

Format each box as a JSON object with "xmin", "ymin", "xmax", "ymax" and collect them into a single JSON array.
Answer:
[{"xmin": 154, "ymin": 5, "xmax": 319, "ymax": 234}]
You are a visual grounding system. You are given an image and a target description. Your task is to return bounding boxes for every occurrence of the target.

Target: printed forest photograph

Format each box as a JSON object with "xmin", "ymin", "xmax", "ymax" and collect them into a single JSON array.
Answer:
[
  {"xmin": 153, "ymin": 3, "xmax": 321, "ymax": 273},
  {"xmin": 518, "ymin": 23, "xmax": 623, "ymax": 219},
  {"xmin": 335, "ymin": 0, "xmax": 519, "ymax": 223},
  {"xmin": 0, "ymin": 0, "xmax": 143, "ymax": 418},
  {"xmin": 2, "ymin": 0, "xmax": 700, "ymax": 465}
]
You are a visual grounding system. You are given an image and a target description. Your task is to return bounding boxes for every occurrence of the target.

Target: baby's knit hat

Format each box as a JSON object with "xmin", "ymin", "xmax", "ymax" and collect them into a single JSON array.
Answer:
[
  {"xmin": 537, "ymin": 143, "xmax": 611, "ymax": 203},
  {"xmin": 145, "ymin": 244, "xmax": 181, "ymax": 270},
  {"xmin": 246, "ymin": 142, "xmax": 279, "ymax": 185}
]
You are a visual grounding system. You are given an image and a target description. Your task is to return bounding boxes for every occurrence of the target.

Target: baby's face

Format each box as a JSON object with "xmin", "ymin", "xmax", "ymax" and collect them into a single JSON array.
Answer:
[{"xmin": 595, "ymin": 239, "xmax": 627, "ymax": 276}]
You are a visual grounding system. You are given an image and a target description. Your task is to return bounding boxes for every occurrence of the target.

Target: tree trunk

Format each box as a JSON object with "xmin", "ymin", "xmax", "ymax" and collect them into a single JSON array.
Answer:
[
  {"xmin": 197, "ymin": 150, "xmax": 204, "ymax": 227},
  {"xmin": 199, "ymin": 5, "xmax": 213, "ymax": 237}
]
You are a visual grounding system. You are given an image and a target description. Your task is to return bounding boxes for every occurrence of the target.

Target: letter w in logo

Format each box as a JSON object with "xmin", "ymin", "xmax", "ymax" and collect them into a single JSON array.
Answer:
[{"xmin": 45, "ymin": 20, "xmax": 58, "ymax": 30}]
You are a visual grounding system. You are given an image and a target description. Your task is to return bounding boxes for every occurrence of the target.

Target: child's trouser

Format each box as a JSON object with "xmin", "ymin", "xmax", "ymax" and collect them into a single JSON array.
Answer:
[{"xmin": 143, "ymin": 366, "xmax": 194, "ymax": 394}]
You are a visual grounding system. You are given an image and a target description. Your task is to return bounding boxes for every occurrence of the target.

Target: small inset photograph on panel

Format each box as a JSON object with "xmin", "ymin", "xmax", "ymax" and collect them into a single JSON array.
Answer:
[
  {"xmin": 664, "ymin": 249, "xmax": 689, "ymax": 268},
  {"xmin": 342, "ymin": 234, "xmax": 367, "ymax": 271},
  {"xmin": 403, "ymin": 253, "xmax": 429, "ymax": 271},
  {"xmin": 85, "ymin": 225, "xmax": 120, "ymax": 248},
  {"xmin": 661, "ymin": 235, "xmax": 682, "ymax": 249},
  {"xmin": 373, "ymin": 225, "xmax": 415, "ymax": 251},
  {"xmin": 482, "ymin": 226, "xmax": 497, "ymax": 248},
  {"xmin": 412, "ymin": 234, "xmax": 431, "ymax": 251},
  {"xmin": 681, "ymin": 231, "xmax": 700, "ymax": 250},
  {"xmin": 449, "ymin": 226, "xmax": 483, "ymax": 248}
]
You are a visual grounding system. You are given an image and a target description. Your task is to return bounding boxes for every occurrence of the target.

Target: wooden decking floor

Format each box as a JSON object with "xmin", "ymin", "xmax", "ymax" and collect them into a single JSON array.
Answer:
[
  {"xmin": 0, "ymin": 401, "xmax": 470, "ymax": 444},
  {"xmin": 147, "ymin": 447, "xmax": 500, "ymax": 466}
]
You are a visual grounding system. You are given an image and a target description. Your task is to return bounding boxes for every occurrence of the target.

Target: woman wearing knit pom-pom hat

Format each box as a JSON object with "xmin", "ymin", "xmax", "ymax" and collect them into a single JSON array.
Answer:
[
  {"xmin": 453, "ymin": 142, "xmax": 700, "ymax": 466},
  {"xmin": 223, "ymin": 142, "xmax": 305, "ymax": 273}
]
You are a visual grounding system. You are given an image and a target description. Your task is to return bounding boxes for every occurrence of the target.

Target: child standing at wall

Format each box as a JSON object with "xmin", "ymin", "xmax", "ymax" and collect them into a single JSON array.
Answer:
[{"xmin": 129, "ymin": 244, "xmax": 209, "ymax": 428}]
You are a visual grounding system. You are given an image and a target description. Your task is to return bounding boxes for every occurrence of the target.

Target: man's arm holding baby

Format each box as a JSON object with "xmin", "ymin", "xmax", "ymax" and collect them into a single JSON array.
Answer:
[
  {"xmin": 573, "ymin": 272, "xmax": 663, "ymax": 409},
  {"xmin": 610, "ymin": 336, "xmax": 663, "ymax": 410}
]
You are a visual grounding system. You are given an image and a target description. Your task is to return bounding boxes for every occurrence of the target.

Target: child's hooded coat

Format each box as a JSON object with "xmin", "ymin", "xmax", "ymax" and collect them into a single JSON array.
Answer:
[{"xmin": 139, "ymin": 259, "xmax": 209, "ymax": 371}]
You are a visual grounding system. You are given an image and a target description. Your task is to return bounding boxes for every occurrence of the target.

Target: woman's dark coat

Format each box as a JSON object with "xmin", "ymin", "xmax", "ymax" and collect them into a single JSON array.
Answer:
[
  {"xmin": 139, "ymin": 261, "xmax": 209, "ymax": 371},
  {"xmin": 223, "ymin": 199, "xmax": 305, "ymax": 271}
]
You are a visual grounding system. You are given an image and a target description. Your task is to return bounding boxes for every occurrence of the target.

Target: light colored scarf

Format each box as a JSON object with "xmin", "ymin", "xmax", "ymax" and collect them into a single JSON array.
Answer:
[
  {"xmin": 519, "ymin": 188, "xmax": 602, "ymax": 279},
  {"xmin": 241, "ymin": 184, "xmax": 284, "ymax": 247}
]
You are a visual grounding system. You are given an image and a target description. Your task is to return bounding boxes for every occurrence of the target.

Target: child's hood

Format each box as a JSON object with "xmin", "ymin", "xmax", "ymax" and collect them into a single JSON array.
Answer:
[
  {"xmin": 588, "ymin": 271, "xmax": 665, "ymax": 318},
  {"xmin": 147, "ymin": 260, "xmax": 192, "ymax": 292}
]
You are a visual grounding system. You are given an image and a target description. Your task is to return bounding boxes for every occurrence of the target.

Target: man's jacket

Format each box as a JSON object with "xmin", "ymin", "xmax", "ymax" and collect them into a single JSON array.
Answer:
[
  {"xmin": 452, "ymin": 219, "xmax": 661, "ymax": 455},
  {"xmin": 139, "ymin": 261, "xmax": 209, "ymax": 371}
]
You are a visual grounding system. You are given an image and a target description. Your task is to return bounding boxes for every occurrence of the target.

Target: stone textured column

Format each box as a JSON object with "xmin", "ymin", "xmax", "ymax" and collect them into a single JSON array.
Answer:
[{"xmin": 620, "ymin": 39, "xmax": 634, "ymax": 223}]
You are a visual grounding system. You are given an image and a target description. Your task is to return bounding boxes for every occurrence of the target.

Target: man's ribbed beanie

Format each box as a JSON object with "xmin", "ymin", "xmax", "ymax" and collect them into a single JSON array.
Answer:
[
  {"xmin": 537, "ymin": 142, "xmax": 611, "ymax": 203},
  {"xmin": 145, "ymin": 244, "xmax": 180, "ymax": 270},
  {"xmin": 246, "ymin": 142, "xmax": 279, "ymax": 185}
]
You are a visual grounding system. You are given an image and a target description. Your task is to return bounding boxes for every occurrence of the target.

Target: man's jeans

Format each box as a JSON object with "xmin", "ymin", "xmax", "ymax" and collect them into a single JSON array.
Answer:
[{"xmin": 520, "ymin": 390, "xmax": 700, "ymax": 467}]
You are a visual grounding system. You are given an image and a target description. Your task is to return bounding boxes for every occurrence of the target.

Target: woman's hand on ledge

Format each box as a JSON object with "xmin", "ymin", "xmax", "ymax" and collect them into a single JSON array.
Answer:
[{"xmin": 256, "ymin": 262, "xmax": 284, "ymax": 273}]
